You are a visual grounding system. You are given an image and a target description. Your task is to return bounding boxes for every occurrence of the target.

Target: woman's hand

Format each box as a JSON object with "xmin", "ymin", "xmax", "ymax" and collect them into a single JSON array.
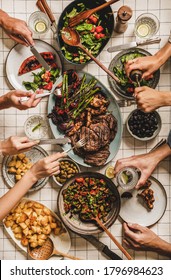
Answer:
[
  {"xmin": 1, "ymin": 136, "xmax": 39, "ymax": 155},
  {"xmin": 134, "ymin": 87, "xmax": 171, "ymax": 112},
  {"xmin": 1, "ymin": 90, "xmax": 41, "ymax": 110},
  {"xmin": 29, "ymin": 152, "xmax": 67, "ymax": 181},
  {"xmin": 0, "ymin": 10, "xmax": 33, "ymax": 46}
]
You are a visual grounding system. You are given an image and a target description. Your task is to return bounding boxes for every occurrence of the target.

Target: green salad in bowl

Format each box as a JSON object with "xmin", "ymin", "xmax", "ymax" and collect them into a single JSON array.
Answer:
[{"xmin": 57, "ymin": 0, "xmax": 114, "ymax": 64}]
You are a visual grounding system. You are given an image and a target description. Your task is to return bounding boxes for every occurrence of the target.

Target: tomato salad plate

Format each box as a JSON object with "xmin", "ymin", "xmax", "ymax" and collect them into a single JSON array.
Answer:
[
  {"xmin": 57, "ymin": 172, "xmax": 121, "ymax": 235},
  {"xmin": 47, "ymin": 70, "xmax": 123, "ymax": 167},
  {"xmin": 3, "ymin": 198, "xmax": 71, "ymax": 259},
  {"xmin": 5, "ymin": 39, "xmax": 62, "ymax": 92}
]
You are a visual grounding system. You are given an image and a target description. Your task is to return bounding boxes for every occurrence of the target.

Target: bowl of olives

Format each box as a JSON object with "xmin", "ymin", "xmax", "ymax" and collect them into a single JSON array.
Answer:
[
  {"xmin": 53, "ymin": 158, "xmax": 80, "ymax": 187},
  {"xmin": 126, "ymin": 109, "xmax": 161, "ymax": 141}
]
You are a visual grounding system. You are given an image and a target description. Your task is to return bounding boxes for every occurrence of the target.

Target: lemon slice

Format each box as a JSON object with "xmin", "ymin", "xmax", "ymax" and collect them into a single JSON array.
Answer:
[
  {"xmin": 120, "ymin": 173, "xmax": 129, "ymax": 184},
  {"xmin": 105, "ymin": 166, "xmax": 115, "ymax": 179},
  {"xmin": 137, "ymin": 24, "xmax": 149, "ymax": 37},
  {"xmin": 35, "ymin": 21, "xmax": 47, "ymax": 33}
]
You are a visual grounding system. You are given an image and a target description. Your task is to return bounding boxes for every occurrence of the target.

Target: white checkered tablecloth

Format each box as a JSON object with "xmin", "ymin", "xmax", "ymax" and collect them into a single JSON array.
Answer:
[{"xmin": 0, "ymin": 0, "xmax": 171, "ymax": 260}]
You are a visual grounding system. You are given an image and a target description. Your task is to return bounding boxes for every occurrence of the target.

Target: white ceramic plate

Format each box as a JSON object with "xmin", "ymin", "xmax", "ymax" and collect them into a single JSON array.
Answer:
[
  {"xmin": 2, "ymin": 146, "xmax": 49, "ymax": 192},
  {"xmin": 24, "ymin": 115, "xmax": 49, "ymax": 140},
  {"xmin": 119, "ymin": 176, "xmax": 167, "ymax": 227},
  {"xmin": 5, "ymin": 39, "xmax": 62, "ymax": 90},
  {"xmin": 3, "ymin": 198, "xmax": 71, "ymax": 259}
]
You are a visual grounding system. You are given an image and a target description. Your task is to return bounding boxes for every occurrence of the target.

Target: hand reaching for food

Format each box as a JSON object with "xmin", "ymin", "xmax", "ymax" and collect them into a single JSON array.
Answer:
[{"xmin": 0, "ymin": 136, "xmax": 39, "ymax": 156}]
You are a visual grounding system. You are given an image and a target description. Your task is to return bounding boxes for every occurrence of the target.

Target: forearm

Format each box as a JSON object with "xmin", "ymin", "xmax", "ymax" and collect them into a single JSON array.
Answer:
[
  {"xmin": 0, "ymin": 93, "xmax": 11, "ymax": 109},
  {"xmin": 150, "ymin": 143, "xmax": 171, "ymax": 165},
  {"xmin": 0, "ymin": 170, "xmax": 38, "ymax": 220},
  {"xmin": 155, "ymin": 239, "xmax": 171, "ymax": 257},
  {"xmin": 154, "ymin": 42, "xmax": 171, "ymax": 68},
  {"xmin": 0, "ymin": 9, "xmax": 10, "ymax": 26}
]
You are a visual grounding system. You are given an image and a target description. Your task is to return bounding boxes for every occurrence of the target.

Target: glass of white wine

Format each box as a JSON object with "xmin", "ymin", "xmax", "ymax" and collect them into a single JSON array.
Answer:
[
  {"xmin": 134, "ymin": 13, "xmax": 160, "ymax": 39},
  {"xmin": 28, "ymin": 11, "xmax": 50, "ymax": 35}
]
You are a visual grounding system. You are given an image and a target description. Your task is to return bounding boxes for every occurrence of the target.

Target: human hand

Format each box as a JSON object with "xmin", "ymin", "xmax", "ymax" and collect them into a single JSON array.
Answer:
[
  {"xmin": 125, "ymin": 55, "xmax": 160, "ymax": 80},
  {"xmin": 29, "ymin": 152, "xmax": 67, "ymax": 181},
  {"xmin": 123, "ymin": 223, "xmax": 164, "ymax": 251},
  {"xmin": 0, "ymin": 13, "xmax": 33, "ymax": 46},
  {"xmin": 134, "ymin": 87, "xmax": 167, "ymax": 112},
  {"xmin": 114, "ymin": 153, "xmax": 158, "ymax": 189},
  {"xmin": 1, "ymin": 136, "xmax": 39, "ymax": 156},
  {"xmin": 5, "ymin": 90, "xmax": 41, "ymax": 110}
]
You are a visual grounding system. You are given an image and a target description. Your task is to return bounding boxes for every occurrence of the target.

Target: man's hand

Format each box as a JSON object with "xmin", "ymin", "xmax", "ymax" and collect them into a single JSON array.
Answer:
[{"xmin": 1, "ymin": 136, "xmax": 39, "ymax": 155}]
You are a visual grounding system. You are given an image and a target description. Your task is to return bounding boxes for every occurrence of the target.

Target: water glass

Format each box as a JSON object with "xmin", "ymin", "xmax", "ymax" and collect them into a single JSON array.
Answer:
[
  {"xmin": 134, "ymin": 13, "xmax": 160, "ymax": 39},
  {"xmin": 28, "ymin": 11, "xmax": 50, "ymax": 35}
]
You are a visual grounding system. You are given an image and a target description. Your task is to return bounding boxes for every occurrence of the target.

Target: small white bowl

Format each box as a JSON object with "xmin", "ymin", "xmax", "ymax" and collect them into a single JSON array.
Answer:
[
  {"xmin": 24, "ymin": 115, "xmax": 49, "ymax": 140},
  {"xmin": 126, "ymin": 109, "xmax": 161, "ymax": 141},
  {"xmin": 53, "ymin": 158, "xmax": 80, "ymax": 187}
]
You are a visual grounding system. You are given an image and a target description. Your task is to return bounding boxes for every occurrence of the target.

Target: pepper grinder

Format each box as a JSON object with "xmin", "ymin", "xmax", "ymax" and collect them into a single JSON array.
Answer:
[{"xmin": 114, "ymin": 6, "xmax": 132, "ymax": 33}]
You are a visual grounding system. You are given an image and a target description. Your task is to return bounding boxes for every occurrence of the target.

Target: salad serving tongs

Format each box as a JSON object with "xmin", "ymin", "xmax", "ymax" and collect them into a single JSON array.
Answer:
[{"xmin": 68, "ymin": 0, "xmax": 120, "ymax": 28}]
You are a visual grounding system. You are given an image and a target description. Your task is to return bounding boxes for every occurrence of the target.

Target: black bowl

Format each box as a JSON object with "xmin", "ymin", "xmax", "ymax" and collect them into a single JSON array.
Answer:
[
  {"xmin": 57, "ymin": 172, "xmax": 121, "ymax": 235},
  {"xmin": 108, "ymin": 48, "xmax": 160, "ymax": 100},
  {"xmin": 57, "ymin": 0, "xmax": 114, "ymax": 65}
]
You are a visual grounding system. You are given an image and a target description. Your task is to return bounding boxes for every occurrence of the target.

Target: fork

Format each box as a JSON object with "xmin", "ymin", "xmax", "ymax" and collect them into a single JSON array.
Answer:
[
  {"xmin": 68, "ymin": 0, "xmax": 119, "ymax": 28},
  {"xmin": 64, "ymin": 137, "xmax": 87, "ymax": 153},
  {"xmin": 117, "ymin": 99, "xmax": 136, "ymax": 107}
]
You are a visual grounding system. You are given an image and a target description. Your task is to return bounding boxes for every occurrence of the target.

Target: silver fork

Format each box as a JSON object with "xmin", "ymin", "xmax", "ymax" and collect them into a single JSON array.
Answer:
[
  {"xmin": 117, "ymin": 99, "xmax": 136, "ymax": 107},
  {"xmin": 64, "ymin": 137, "xmax": 87, "ymax": 153}
]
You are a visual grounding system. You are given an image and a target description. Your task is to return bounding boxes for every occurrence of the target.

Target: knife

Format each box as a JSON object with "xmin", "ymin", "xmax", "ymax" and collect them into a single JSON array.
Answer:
[
  {"xmin": 38, "ymin": 137, "xmax": 70, "ymax": 145},
  {"xmin": 19, "ymin": 35, "xmax": 50, "ymax": 71},
  {"xmin": 80, "ymin": 234, "xmax": 122, "ymax": 260},
  {"xmin": 107, "ymin": 37, "xmax": 161, "ymax": 53}
]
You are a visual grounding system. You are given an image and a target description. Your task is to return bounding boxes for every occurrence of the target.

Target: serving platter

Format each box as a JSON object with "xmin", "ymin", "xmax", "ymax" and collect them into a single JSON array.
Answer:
[
  {"xmin": 119, "ymin": 176, "xmax": 167, "ymax": 227},
  {"xmin": 108, "ymin": 48, "xmax": 160, "ymax": 100},
  {"xmin": 57, "ymin": 0, "xmax": 114, "ymax": 65},
  {"xmin": 47, "ymin": 71, "xmax": 123, "ymax": 167},
  {"xmin": 2, "ymin": 146, "xmax": 49, "ymax": 192},
  {"xmin": 3, "ymin": 198, "xmax": 71, "ymax": 259},
  {"xmin": 5, "ymin": 39, "xmax": 62, "ymax": 91},
  {"xmin": 57, "ymin": 172, "xmax": 121, "ymax": 235}
]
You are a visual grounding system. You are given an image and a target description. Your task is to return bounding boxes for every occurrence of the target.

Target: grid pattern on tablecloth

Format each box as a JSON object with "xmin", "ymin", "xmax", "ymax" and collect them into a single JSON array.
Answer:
[{"xmin": 0, "ymin": 0, "xmax": 171, "ymax": 260}]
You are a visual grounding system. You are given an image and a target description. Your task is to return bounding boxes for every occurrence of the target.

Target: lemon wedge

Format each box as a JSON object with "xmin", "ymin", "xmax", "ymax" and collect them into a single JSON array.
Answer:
[
  {"xmin": 120, "ymin": 173, "xmax": 129, "ymax": 184},
  {"xmin": 105, "ymin": 166, "xmax": 115, "ymax": 179},
  {"xmin": 35, "ymin": 21, "xmax": 47, "ymax": 33},
  {"xmin": 137, "ymin": 24, "xmax": 149, "ymax": 37}
]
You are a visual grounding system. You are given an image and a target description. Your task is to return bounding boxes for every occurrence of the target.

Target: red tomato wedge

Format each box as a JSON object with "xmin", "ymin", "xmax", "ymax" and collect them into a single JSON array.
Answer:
[{"xmin": 18, "ymin": 52, "xmax": 56, "ymax": 76}]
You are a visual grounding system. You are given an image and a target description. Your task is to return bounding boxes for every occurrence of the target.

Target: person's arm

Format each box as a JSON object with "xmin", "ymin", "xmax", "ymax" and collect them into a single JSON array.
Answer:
[
  {"xmin": 125, "ymin": 40, "xmax": 171, "ymax": 79},
  {"xmin": 123, "ymin": 223, "xmax": 171, "ymax": 257},
  {"xmin": 0, "ymin": 9, "xmax": 33, "ymax": 46},
  {"xmin": 0, "ymin": 152, "xmax": 66, "ymax": 220},
  {"xmin": 134, "ymin": 87, "xmax": 171, "ymax": 112},
  {"xmin": 115, "ymin": 139, "xmax": 171, "ymax": 189},
  {"xmin": 0, "ymin": 90, "xmax": 41, "ymax": 110}
]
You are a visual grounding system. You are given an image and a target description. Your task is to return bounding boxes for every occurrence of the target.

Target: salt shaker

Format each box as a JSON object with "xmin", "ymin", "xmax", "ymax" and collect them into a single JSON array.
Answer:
[{"xmin": 114, "ymin": 6, "xmax": 133, "ymax": 33}]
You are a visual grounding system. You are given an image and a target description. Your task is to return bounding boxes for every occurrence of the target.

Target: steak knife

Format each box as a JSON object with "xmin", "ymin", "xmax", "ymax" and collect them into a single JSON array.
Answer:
[
  {"xmin": 38, "ymin": 137, "xmax": 70, "ymax": 145},
  {"xmin": 80, "ymin": 234, "xmax": 122, "ymax": 260},
  {"xmin": 107, "ymin": 37, "xmax": 161, "ymax": 53}
]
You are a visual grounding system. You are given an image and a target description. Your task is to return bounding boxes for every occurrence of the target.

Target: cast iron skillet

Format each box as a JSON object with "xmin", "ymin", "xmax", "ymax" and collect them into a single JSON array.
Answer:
[{"xmin": 57, "ymin": 0, "xmax": 114, "ymax": 65}]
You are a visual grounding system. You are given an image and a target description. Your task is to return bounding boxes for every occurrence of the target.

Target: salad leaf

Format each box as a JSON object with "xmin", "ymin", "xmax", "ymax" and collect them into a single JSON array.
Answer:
[{"xmin": 75, "ymin": 23, "xmax": 93, "ymax": 31}]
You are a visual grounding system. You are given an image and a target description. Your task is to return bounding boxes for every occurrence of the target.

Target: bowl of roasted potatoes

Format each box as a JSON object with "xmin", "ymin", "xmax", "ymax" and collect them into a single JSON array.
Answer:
[
  {"xmin": 3, "ymin": 198, "xmax": 71, "ymax": 258},
  {"xmin": 2, "ymin": 146, "xmax": 49, "ymax": 192}
]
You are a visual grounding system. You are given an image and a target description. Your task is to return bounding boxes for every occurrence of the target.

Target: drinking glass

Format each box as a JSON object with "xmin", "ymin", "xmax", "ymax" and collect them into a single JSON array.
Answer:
[
  {"xmin": 134, "ymin": 13, "xmax": 160, "ymax": 39},
  {"xmin": 28, "ymin": 11, "xmax": 50, "ymax": 35}
]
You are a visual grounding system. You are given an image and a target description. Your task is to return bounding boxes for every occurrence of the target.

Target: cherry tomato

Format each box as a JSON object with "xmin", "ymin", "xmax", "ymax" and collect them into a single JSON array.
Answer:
[
  {"xmin": 89, "ymin": 15, "xmax": 98, "ymax": 24},
  {"xmin": 75, "ymin": 178, "xmax": 85, "ymax": 183},
  {"xmin": 42, "ymin": 81, "xmax": 53, "ymax": 90},
  {"xmin": 95, "ymin": 26, "xmax": 104, "ymax": 33}
]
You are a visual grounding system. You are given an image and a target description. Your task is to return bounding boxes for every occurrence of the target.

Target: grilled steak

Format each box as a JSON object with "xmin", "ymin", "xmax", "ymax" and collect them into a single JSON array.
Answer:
[
  {"xmin": 84, "ymin": 145, "xmax": 110, "ymax": 166},
  {"xmin": 93, "ymin": 113, "xmax": 117, "ymax": 141}
]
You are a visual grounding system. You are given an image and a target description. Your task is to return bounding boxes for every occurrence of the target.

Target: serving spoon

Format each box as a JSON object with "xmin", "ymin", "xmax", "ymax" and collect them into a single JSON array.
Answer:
[
  {"xmin": 61, "ymin": 27, "xmax": 120, "ymax": 84},
  {"xmin": 27, "ymin": 237, "xmax": 81, "ymax": 260},
  {"xmin": 80, "ymin": 214, "xmax": 132, "ymax": 260}
]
